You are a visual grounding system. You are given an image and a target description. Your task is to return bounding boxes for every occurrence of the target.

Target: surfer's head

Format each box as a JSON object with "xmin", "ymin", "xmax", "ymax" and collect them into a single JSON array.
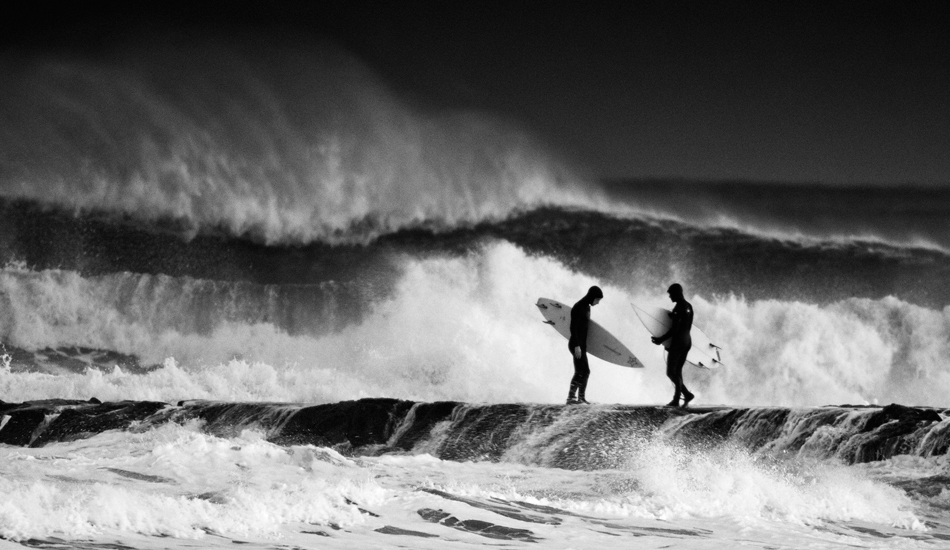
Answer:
[
  {"xmin": 667, "ymin": 283, "xmax": 684, "ymax": 302},
  {"xmin": 587, "ymin": 285, "xmax": 603, "ymax": 305}
]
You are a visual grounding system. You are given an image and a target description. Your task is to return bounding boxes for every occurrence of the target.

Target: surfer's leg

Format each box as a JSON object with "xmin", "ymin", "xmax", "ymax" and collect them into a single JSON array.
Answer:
[
  {"xmin": 568, "ymin": 354, "xmax": 585, "ymax": 403},
  {"xmin": 576, "ymin": 353, "xmax": 591, "ymax": 403},
  {"xmin": 666, "ymin": 351, "xmax": 681, "ymax": 406},
  {"xmin": 680, "ymin": 376, "xmax": 694, "ymax": 406},
  {"xmin": 672, "ymin": 346, "xmax": 694, "ymax": 407}
]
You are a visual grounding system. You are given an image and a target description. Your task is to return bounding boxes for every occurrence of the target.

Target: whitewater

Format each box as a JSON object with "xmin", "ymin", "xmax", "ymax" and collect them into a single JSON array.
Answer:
[{"xmin": 2, "ymin": 34, "xmax": 950, "ymax": 549}]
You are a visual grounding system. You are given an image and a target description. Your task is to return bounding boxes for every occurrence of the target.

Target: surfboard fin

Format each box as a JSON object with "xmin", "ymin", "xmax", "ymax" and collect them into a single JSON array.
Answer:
[{"xmin": 709, "ymin": 345, "xmax": 724, "ymax": 365}]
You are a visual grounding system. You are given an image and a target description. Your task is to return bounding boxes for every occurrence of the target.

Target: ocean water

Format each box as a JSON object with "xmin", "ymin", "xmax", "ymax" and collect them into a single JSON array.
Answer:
[{"xmin": 2, "ymin": 36, "xmax": 950, "ymax": 549}]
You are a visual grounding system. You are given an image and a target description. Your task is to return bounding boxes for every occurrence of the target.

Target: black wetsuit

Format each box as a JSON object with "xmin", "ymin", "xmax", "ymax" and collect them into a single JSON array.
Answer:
[
  {"xmin": 567, "ymin": 296, "xmax": 593, "ymax": 401},
  {"xmin": 656, "ymin": 299, "xmax": 694, "ymax": 403}
]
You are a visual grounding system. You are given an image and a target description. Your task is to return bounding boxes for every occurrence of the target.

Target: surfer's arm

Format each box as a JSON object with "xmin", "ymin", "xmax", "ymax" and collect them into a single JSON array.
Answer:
[
  {"xmin": 569, "ymin": 303, "xmax": 590, "ymax": 355},
  {"xmin": 652, "ymin": 311, "xmax": 680, "ymax": 344},
  {"xmin": 573, "ymin": 323, "xmax": 588, "ymax": 356}
]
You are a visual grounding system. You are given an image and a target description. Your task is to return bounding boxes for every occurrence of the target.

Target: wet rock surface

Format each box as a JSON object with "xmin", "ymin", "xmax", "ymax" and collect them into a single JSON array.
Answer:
[{"xmin": 0, "ymin": 398, "xmax": 945, "ymax": 466}]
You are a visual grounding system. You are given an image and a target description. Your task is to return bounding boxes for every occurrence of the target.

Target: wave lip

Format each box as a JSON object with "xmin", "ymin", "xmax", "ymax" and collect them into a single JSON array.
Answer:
[
  {"xmin": 600, "ymin": 179, "xmax": 950, "ymax": 254},
  {"xmin": 1, "ymin": 398, "xmax": 946, "ymax": 468}
]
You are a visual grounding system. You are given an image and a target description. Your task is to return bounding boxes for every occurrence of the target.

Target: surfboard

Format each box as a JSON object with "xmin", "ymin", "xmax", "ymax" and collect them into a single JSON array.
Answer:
[
  {"xmin": 632, "ymin": 304, "xmax": 723, "ymax": 370},
  {"xmin": 536, "ymin": 298, "xmax": 644, "ymax": 368}
]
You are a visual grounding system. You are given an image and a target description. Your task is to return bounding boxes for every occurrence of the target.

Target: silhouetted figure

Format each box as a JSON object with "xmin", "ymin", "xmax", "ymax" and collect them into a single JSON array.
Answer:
[
  {"xmin": 651, "ymin": 283, "xmax": 695, "ymax": 407},
  {"xmin": 567, "ymin": 285, "xmax": 603, "ymax": 405}
]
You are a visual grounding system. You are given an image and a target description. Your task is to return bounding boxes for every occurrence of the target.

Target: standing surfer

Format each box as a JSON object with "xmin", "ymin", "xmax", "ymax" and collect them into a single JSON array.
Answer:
[
  {"xmin": 651, "ymin": 283, "xmax": 695, "ymax": 407},
  {"xmin": 566, "ymin": 286, "xmax": 603, "ymax": 405}
]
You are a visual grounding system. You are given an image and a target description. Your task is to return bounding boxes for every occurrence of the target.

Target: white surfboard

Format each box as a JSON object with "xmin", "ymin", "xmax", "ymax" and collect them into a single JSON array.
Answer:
[
  {"xmin": 632, "ymin": 304, "xmax": 723, "ymax": 370},
  {"xmin": 536, "ymin": 298, "xmax": 644, "ymax": 368}
]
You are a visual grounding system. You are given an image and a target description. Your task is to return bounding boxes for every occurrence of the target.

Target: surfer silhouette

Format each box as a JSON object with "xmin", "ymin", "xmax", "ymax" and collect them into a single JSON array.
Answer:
[
  {"xmin": 566, "ymin": 285, "xmax": 603, "ymax": 405},
  {"xmin": 651, "ymin": 283, "xmax": 695, "ymax": 407}
]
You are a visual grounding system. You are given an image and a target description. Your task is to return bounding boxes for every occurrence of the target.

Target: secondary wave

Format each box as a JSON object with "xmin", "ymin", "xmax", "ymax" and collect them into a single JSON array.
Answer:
[{"xmin": 0, "ymin": 417, "xmax": 929, "ymax": 545}]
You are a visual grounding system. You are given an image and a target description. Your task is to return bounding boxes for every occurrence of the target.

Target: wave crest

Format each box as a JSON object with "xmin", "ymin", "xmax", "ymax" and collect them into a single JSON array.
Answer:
[{"xmin": 0, "ymin": 36, "xmax": 593, "ymax": 243}]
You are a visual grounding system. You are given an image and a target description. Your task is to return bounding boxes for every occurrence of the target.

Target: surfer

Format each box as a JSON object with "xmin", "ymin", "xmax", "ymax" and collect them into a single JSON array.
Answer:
[
  {"xmin": 566, "ymin": 285, "xmax": 603, "ymax": 405},
  {"xmin": 651, "ymin": 283, "xmax": 695, "ymax": 407}
]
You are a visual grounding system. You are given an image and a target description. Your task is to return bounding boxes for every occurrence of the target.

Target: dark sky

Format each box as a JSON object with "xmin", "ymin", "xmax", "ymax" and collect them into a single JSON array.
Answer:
[{"xmin": 3, "ymin": 0, "xmax": 950, "ymax": 185}]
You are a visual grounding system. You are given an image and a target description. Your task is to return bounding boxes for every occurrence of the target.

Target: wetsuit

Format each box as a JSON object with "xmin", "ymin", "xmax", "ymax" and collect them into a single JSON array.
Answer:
[
  {"xmin": 656, "ymin": 299, "xmax": 694, "ymax": 405},
  {"xmin": 567, "ymin": 296, "xmax": 593, "ymax": 402}
]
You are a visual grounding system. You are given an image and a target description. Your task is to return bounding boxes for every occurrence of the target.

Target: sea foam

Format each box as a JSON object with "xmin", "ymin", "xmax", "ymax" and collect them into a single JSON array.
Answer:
[{"xmin": 2, "ymin": 242, "xmax": 949, "ymax": 407}]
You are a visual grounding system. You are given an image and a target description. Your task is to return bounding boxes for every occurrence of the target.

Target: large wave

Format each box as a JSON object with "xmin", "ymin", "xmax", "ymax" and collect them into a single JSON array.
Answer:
[
  {"xmin": 0, "ymin": 34, "xmax": 594, "ymax": 244},
  {"xmin": 2, "ymin": 242, "xmax": 948, "ymax": 407},
  {"xmin": 4, "ymin": 30, "xmax": 946, "ymax": 259},
  {"xmin": 5, "ymin": 200, "xmax": 948, "ymax": 309}
]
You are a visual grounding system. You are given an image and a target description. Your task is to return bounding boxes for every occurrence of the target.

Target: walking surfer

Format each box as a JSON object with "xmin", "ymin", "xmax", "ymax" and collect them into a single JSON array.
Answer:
[
  {"xmin": 651, "ymin": 283, "xmax": 695, "ymax": 407},
  {"xmin": 566, "ymin": 285, "xmax": 603, "ymax": 405}
]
